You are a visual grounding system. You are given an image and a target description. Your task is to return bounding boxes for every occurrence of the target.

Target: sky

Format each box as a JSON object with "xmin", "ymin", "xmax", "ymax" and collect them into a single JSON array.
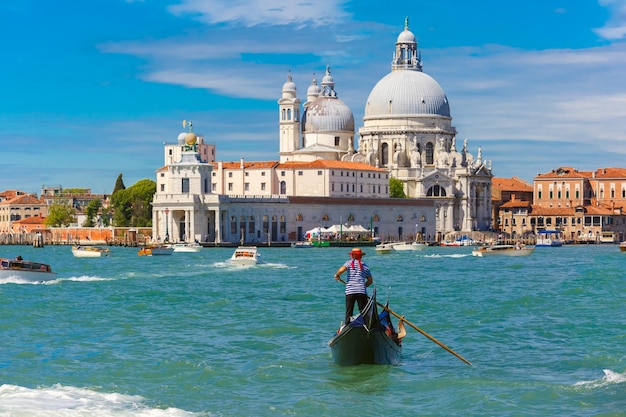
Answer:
[{"xmin": 2, "ymin": 0, "xmax": 626, "ymax": 195}]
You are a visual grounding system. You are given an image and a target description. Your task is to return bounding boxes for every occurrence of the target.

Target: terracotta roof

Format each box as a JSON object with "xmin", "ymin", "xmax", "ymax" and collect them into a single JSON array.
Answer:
[
  {"xmin": 535, "ymin": 167, "xmax": 593, "ymax": 179},
  {"xmin": 211, "ymin": 161, "xmax": 279, "ymax": 170},
  {"xmin": 529, "ymin": 206, "xmax": 575, "ymax": 216},
  {"xmin": 0, "ymin": 194, "xmax": 43, "ymax": 205},
  {"xmin": 277, "ymin": 160, "xmax": 388, "ymax": 172},
  {"xmin": 593, "ymin": 167, "xmax": 626, "ymax": 178},
  {"xmin": 500, "ymin": 199, "xmax": 531, "ymax": 208},
  {"xmin": 492, "ymin": 177, "xmax": 533, "ymax": 192},
  {"xmin": 13, "ymin": 216, "xmax": 46, "ymax": 225}
]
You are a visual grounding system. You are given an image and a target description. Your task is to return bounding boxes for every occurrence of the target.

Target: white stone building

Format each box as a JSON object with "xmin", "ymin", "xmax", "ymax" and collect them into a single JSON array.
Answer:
[{"xmin": 151, "ymin": 19, "xmax": 492, "ymax": 244}]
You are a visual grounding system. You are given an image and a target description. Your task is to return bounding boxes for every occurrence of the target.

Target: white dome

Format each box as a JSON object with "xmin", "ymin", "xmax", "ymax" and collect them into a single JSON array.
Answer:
[
  {"xmin": 397, "ymin": 28, "xmax": 416, "ymax": 44},
  {"xmin": 364, "ymin": 70, "xmax": 450, "ymax": 118},
  {"xmin": 303, "ymin": 97, "xmax": 354, "ymax": 132},
  {"xmin": 177, "ymin": 132, "xmax": 187, "ymax": 144}
]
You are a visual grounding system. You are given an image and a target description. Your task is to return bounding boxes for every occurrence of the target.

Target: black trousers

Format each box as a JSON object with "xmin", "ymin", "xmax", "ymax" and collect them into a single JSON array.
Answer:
[{"xmin": 345, "ymin": 293, "xmax": 368, "ymax": 324}]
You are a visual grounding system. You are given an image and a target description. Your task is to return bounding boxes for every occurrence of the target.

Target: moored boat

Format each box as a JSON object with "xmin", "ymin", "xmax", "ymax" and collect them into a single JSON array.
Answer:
[
  {"xmin": 71, "ymin": 245, "xmax": 110, "ymax": 257},
  {"xmin": 291, "ymin": 241, "xmax": 314, "ymax": 248},
  {"xmin": 230, "ymin": 246, "xmax": 261, "ymax": 265},
  {"xmin": 171, "ymin": 242, "xmax": 202, "ymax": 253},
  {"xmin": 138, "ymin": 245, "xmax": 173, "ymax": 256},
  {"xmin": 391, "ymin": 241, "xmax": 427, "ymax": 251},
  {"xmin": 535, "ymin": 230, "xmax": 564, "ymax": 247},
  {"xmin": 620, "ymin": 241, "xmax": 626, "ymax": 252},
  {"xmin": 375, "ymin": 243, "xmax": 394, "ymax": 254},
  {"xmin": 472, "ymin": 244, "xmax": 535, "ymax": 257},
  {"xmin": 328, "ymin": 288, "xmax": 403, "ymax": 366},
  {"xmin": 0, "ymin": 257, "xmax": 58, "ymax": 282}
]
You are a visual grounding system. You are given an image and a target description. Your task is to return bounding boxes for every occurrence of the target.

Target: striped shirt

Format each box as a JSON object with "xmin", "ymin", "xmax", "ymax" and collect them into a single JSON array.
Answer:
[{"xmin": 342, "ymin": 259, "xmax": 371, "ymax": 295}]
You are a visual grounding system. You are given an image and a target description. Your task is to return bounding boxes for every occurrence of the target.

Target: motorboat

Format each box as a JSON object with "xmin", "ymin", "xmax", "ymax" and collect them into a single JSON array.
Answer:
[
  {"xmin": 472, "ymin": 244, "xmax": 535, "ymax": 257},
  {"xmin": 0, "ymin": 257, "xmax": 58, "ymax": 282},
  {"xmin": 375, "ymin": 243, "xmax": 394, "ymax": 254},
  {"xmin": 291, "ymin": 241, "xmax": 314, "ymax": 248},
  {"xmin": 328, "ymin": 288, "xmax": 404, "ymax": 366},
  {"xmin": 535, "ymin": 230, "xmax": 564, "ymax": 247},
  {"xmin": 391, "ymin": 241, "xmax": 427, "ymax": 251},
  {"xmin": 620, "ymin": 241, "xmax": 626, "ymax": 252},
  {"xmin": 171, "ymin": 242, "xmax": 202, "ymax": 253},
  {"xmin": 71, "ymin": 245, "xmax": 110, "ymax": 257},
  {"xmin": 138, "ymin": 245, "xmax": 173, "ymax": 256},
  {"xmin": 441, "ymin": 235, "xmax": 476, "ymax": 246},
  {"xmin": 230, "ymin": 246, "xmax": 261, "ymax": 265}
]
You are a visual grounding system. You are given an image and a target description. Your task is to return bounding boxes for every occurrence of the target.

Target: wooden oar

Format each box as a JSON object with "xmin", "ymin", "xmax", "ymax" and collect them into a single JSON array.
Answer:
[{"xmin": 377, "ymin": 302, "xmax": 473, "ymax": 366}]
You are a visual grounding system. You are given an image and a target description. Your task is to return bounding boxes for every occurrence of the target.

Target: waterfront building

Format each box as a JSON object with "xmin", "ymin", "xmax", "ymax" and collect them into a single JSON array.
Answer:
[
  {"xmin": 530, "ymin": 166, "xmax": 626, "ymax": 243},
  {"xmin": 151, "ymin": 19, "xmax": 497, "ymax": 244},
  {"xmin": 492, "ymin": 177, "xmax": 534, "ymax": 238},
  {"xmin": 0, "ymin": 190, "xmax": 48, "ymax": 233}
]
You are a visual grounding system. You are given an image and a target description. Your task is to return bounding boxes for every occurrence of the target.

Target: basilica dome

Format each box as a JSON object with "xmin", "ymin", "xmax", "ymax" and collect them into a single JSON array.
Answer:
[
  {"xmin": 364, "ymin": 70, "xmax": 450, "ymax": 119},
  {"xmin": 303, "ymin": 97, "xmax": 355, "ymax": 132}
]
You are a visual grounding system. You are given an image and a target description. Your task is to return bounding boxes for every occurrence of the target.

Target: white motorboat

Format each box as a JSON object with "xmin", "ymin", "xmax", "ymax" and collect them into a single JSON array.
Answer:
[
  {"xmin": 0, "ymin": 257, "xmax": 58, "ymax": 282},
  {"xmin": 375, "ymin": 243, "xmax": 394, "ymax": 254},
  {"xmin": 172, "ymin": 242, "xmax": 202, "ymax": 252},
  {"xmin": 391, "ymin": 241, "xmax": 428, "ymax": 251},
  {"xmin": 535, "ymin": 230, "xmax": 564, "ymax": 247},
  {"xmin": 291, "ymin": 241, "xmax": 314, "ymax": 248},
  {"xmin": 71, "ymin": 245, "xmax": 110, "ymax": 257},
  {"xmin": 138, "ymin": 245, "xmax": 173, "ymax": 256},
  {"xmin": 472, "ymin": 244, "xmax": 535, "ymax": 257},
  {"xmin": 230, "ymin": 246, "xmax": 261, "ymax": 265}
]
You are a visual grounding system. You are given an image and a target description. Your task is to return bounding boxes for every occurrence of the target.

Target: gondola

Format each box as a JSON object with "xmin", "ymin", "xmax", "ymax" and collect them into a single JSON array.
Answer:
[{"xmin": 328, "ymin": 288, "xmax": 404, "ymax": 366}]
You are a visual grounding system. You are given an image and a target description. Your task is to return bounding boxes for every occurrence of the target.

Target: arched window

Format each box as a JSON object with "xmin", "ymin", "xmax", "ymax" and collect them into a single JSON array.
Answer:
[
  {"xmin": 381, "ymin": 143, "xmax": 389, "ymax": 166},
  {"xmin": 425, "ymin": 143, "xmax": 434, "ymax": 164},
  {"xmin": 426, "ymin": 185, "xmax": 447, "ymax": 197},
  {"xmin": 280, "ymin": 181, "xmax": 287, "ymax": 194},
  {"xmin": 296, "ymin": 214, "xmax": 303, "ymax": 221}
]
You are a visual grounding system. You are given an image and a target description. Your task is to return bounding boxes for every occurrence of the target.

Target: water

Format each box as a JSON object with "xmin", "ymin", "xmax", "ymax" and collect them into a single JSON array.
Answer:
[{"xmin": 0, "ymin": 244, "xmax": 624, "ymax": 416}]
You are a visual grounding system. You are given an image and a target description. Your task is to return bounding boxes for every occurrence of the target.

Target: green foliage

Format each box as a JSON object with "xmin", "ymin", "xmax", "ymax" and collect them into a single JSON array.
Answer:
[
  {"xmin": 389, "ymin": 177, "xmax": 407, "ymax": 198},
  {"xmin": 111, "ymin": 178, "xmax": 156, "ymax": 227},
  {"xmin": 44, "ymin": 203, "xmax": 76, "ymax": 227},
  {"xmin": 112, "ymin": 173, "xmax": 126, "ymax": 194},
  {"xmin": 62, "ymin": 188, "xmax": 89, "ymax": 195},
  {"xmin": 83, "ymin": 198, "xmax": 102, "ymax": 227}
]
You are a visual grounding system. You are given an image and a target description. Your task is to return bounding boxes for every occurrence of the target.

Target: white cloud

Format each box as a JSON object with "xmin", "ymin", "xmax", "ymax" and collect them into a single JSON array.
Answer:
[{"xmin": 167, "ymin": 0, "xmax": 349, "ymax": 27}]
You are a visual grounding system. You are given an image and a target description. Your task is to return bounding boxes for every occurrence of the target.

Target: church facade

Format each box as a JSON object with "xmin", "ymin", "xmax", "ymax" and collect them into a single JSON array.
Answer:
[{"xmin": 151, "ymin": 19, "xmax": 491, "ymax": 244}]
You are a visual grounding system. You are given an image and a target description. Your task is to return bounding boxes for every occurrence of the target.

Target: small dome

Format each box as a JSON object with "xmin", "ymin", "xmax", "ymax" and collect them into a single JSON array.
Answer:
[
  {"xmin": 185, "ymin": 132, "xmax": 197, "ymax": 145},
  {"xmin": 177, "ymin": 132, "xmax": 186, "ymax": 144},
  {"xmin": 282, "ymin": 74, "xmax": 296, "ymax": 93},
  {"xmin": 303, "ymin": 97, "xmax": 354, "ymax": 133},
  {"xmin": 307, "ymin": 78, "xmax": 321, "ymax": 96},
  {"xmin": 364, "ymin": 70, "xmax": 450, "ymax": 118},
  {"xmin": 397, "ymin": 28, "xmax": 416, "ymax": 44}
]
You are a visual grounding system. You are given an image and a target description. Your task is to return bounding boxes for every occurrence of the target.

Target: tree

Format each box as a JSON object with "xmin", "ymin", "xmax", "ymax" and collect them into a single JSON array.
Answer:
[
  {"xmin": 83, "ymin": 198, "xmax": 102, "ymax": 227},
  {"xmin": 44, "ymin": 203, "xmax": 76, "ymax": 227},
  {"xmin": 112, "ymin": 173, "xmax": 126, "ymax": 194},
  {"xmin": 110, "ymin": 178, "xmax": 156, "ymax": 227},
  {"xmin": 389, "ymin": 177, "xmax": 407, "ymax": 198}
]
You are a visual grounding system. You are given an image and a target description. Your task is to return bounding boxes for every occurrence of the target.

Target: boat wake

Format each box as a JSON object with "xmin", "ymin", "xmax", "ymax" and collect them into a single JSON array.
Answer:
[
  {"xmin": 0, "ymin": 384, "xmax": 195, "ymax": 416},
  {"xmin": 574, "ymin": 369, "xmax": 626, "ymax": 388},
  {"xmin": 0, "ymin": 276, "xmax": 113, "ymax": 285},
  {"xmin": 424, "ymin": 253, "xmax": 471, "ymax": 259}
]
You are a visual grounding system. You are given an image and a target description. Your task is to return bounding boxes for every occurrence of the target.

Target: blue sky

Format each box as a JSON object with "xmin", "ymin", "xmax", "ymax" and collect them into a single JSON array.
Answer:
[{"xmin": 2, "ymin": 0, "xmax": 626, "ymax": 194}]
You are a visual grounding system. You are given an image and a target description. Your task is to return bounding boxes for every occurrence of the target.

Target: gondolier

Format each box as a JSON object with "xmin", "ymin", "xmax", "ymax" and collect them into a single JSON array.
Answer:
[{"xmin": 334, "ymin": 248, "xmax": 373, "ymax": 325}]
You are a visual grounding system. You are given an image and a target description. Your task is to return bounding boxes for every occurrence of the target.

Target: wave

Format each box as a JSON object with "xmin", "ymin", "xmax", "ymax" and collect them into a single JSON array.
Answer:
[
  {"xmin": 574, "ymin": 369, "xmax": 626, "ymax": 388},
  {"xmin": 0, "ymin": 384, "xmax": 197, "ymax": 416}
]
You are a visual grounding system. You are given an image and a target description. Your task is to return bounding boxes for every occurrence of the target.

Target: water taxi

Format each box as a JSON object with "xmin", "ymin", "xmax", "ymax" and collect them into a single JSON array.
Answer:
[
  {"xmin": 138, "ymin": 245, "xmax": 173, "ymax": 256},
  {"xmin": 472, "ymin": 244, "xmax": 535, "ymax": 257},
  {"xmin": 71, "ymin": 245, "xmax": 110, "ymax": 257},
  {"xmin": 535, "ymin": 230, "xmax": 564, "ymax": 247},
  {"xmin": 230, "ymin": 246, "xmax": 261, "ymax": 265},
  {"xmin": 0, "ymin": 257, "xmax": 58, "ymax": 282},
  {"xmin": 171, "ymin": 242, "xmax": 202, "ymax": 253}
]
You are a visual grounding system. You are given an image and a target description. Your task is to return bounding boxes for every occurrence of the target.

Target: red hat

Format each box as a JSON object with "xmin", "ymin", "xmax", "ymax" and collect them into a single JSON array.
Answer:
[{"xmin": 349, "ymin": 247, "xmax": 365, "ymax": 256}]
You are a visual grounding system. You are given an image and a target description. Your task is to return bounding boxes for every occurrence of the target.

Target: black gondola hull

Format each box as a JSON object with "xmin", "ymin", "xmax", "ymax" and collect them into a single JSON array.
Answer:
[{"xmin": 328, "ymin": 289, "xmax": 402, "ymax": 366}]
